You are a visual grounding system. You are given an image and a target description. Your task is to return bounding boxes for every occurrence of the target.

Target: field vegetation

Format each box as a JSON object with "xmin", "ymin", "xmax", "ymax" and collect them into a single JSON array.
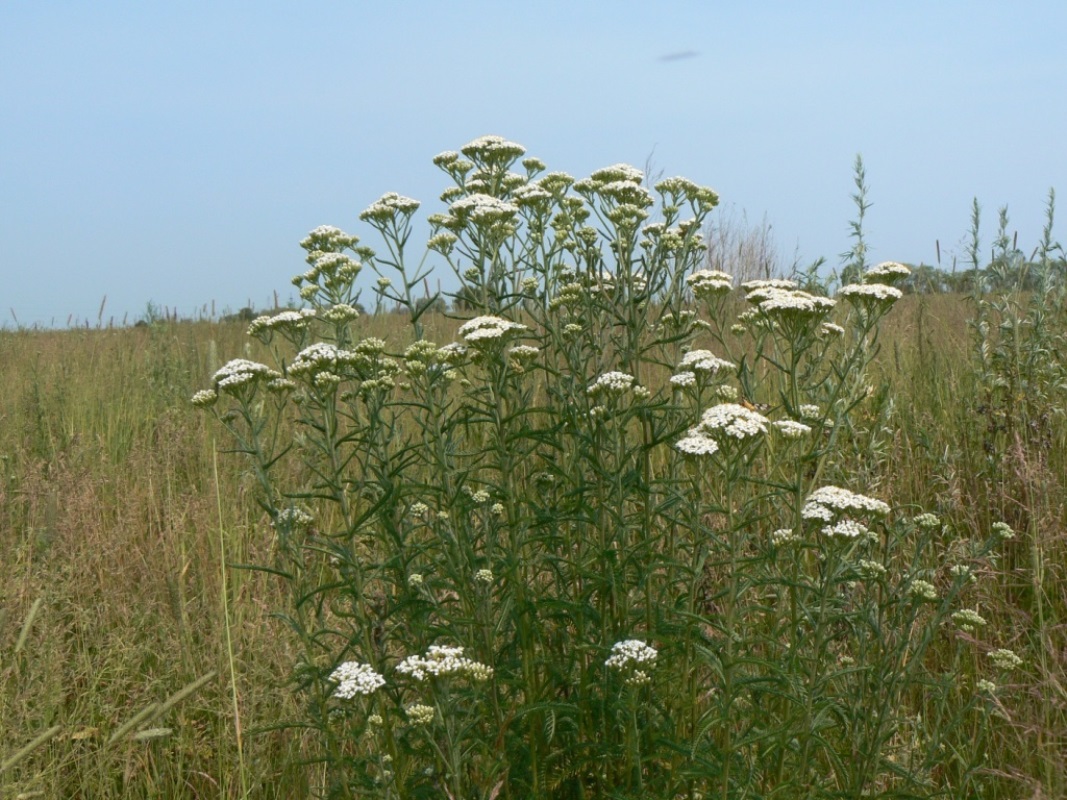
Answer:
[{"xmin": 2, "ymin": 138, "xmax": 1065, "ymax": 799}]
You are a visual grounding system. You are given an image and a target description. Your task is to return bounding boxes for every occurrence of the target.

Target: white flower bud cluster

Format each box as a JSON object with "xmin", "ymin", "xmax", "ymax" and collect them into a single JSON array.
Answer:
[
  {"xmin": 952, "ymin": 609, "xmax": 987, "ymax": 631},
  {"xmin": 247, "ymin": 308, "xmax": 317, "ymax": 337},
  {"xmin": 988, "ymin": 648, "xmax": 1023, "ymax": 670},
  {"xmin": 674, "ymin": 432, "xmax": 720, "ymax": 457},
  {"xmin": 605, "ymin": 639, "xmax": 658, "ymax": 686},
  {"xmin": 587, "ymin": 371, "xmax": 636, "ymax": 398},
  {"xmin": 802, "ymin": 487, "xmax": 890, "ymax": 520},
  {"xmin": 449, "ymin": 193, "xmax": 519, "ymax": 226},
  {"xmin": 802, "ymin": 486, "xmax": 889, "ymax": 540},
  {"xmin": 909, "ymin": 579, "xmax": 938, "ymax": 601},
  {"xmin": 679, "ymin": 349, "xmax": 735, "ymax": 374},
  {"xmin": 405, "ymin": 703, "xmax": 436, "ymax": 725},
  {"xmin": 694, "ymin": 403, "xmax": 770, "ymax": 439},
  {"xmin": 772, "ymin": 420, "xmax": 812, "ymax": 439},
  {"xmin": 992, "ymin": 521, "xmax": 1015, "ymax": 540},
  {"xmin": 857, "ymin": 559, "xmax": 887, "ymax": 579},
  {"xmin": 211, "ymin": 359, "xmax": 281, "ymax": 394},
  {"xmin": 863, "ymin": 261, "xmax": 910, "ymax": 284},
  {"xmin": 299, "ymin": 225, "xmax": 359, "ymax": 253},
  {"xmin": 275, "ymin": 506, "xmax": 313, "ymax": 530},
  {"xmin": 836, "ymin": 283, "xmax": 903, "ymax": 305},
  {"xmin": 745, "ymin": 284, "xmax": 836, "ymax": 317},
  {"xmin": 686, "ymin": 269, "xmax": 733, "ymax": 296},
  {"xmin": 359, "ymin": 192, "xmax": 421, "ymax": 223},
  {"xmin": 396, "ymin": 645, "xmax": 493, "ymax": 682},
  {"xmin": 457, "ymin": 315, "xmax": 528, "ymax": 344},
  {"xmin": 912, "ymin": 513, "xmax": 940, "ymax": 529},
  {"xmin": 771, "ymin": 528, "xmax": 801, "ymax": 546},
  {"xmin": 460, "ymin": 134, "xmax": 526, "ymax": 165},
  {"xmin": 290, "ymin": 343, "xmax": 358, "ymax": 379},
  {"xmin": 330, "ymin": 661, "xmax": 386, "ymax": 699}
]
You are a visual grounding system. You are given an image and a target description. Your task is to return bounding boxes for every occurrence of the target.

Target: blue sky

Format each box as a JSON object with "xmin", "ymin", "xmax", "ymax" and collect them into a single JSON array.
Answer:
[{"xmin": 3, "ymin": 1, "xmax": 1065, "ymax": 326}]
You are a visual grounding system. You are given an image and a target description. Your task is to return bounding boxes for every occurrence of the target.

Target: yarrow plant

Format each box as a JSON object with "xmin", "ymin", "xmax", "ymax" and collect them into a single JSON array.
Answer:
[{"xmin": 194, "ymin": 136, "xmax": 1018, "ymax": 800}]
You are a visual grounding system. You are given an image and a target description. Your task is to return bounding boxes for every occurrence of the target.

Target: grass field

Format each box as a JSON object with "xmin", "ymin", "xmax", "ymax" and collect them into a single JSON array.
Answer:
[{"xmin": 1, "ymin": 290, "xmax": 1063, "ymax": 799}]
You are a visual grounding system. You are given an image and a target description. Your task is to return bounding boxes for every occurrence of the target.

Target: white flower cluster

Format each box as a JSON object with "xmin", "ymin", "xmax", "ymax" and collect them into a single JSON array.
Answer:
[
  {"xmin": 460, "ymin": 134, "xmax": 526, "ymax": 163},
  {"xmin": 745, "ymin": 284, "xmax": 836, "ymax": 317},
  {"xmin": 275, "ymin": 506, "xmax": 314, "ymax": 530},
  {"xmin": 679, "ymin": 349, "xmax": 735, "ymax": 374},
  {"xmin": 405, "ymin": 703, "xmax": 436, "ymax": 725},
  {"xmin": 247, "ymin": 308, "xmax": 317, "ymax": 337},
  {"xmin": 457, "ymin": 315, "xmax": 528, "ymax": 344},
  {"xmin": 449, "ymin": 193, "xmax": 519, "ymax": 225},
  {"xmin": 299, "ymin": 225, "xmax": 359, "ymax": 253},
  {"xmin": 836, "ymin": 283, "xmax": 903, "ymax": 305},
  {"xmin": 803, "ymin": 486, "xmax": 890, "ymax": 521},
  {"xmin": 912, "ymin": 512, "xmax": 940, "ymax": 529},
  {"xmin": 992, "ymin": 521, "xmax": 1015, "ymax": 540},
  {"xmin": 474, "ymin": 568, "xmax": 494, "ymax": 584},
  {"xmin": 597, "ymin": 180, "xmax": 654, "ymax": 208},
  {"xmin": 952, "ymin": 609, "xmax": 987, "ymax": 632},
  {"xmin": 863, "ymin": 261, "xmax": 910, "ymax": 284},
  {"xmin": 587, "ymin": 371, "xmax": 638, "ymax": 398},
  {"xmin": 741, "ymin": 279, "xmax": 797, "ymax": 291},
  {"xmin": 359, "ymin": 192, "xmax": 421, "ymax": 223},
  {"xmin": 588, "ymin": 163, "xmax": 644, "ymax": 185},
  {"xmin": 857, "ymin": 559, "xmax": 887, "ymax": 579},
  {"xmin": 605, "ymin": 639, "xmax": 658, "ymax": 686},
  {"xmin": 289, "ymin": 343, "xmax": 358, "ymax": 379},
  {"xmin": 191, "ymin": 389, "xmax": 218, "ymax": 408},
  {"xmin": 772, "ymin": 420, "xmax": 812, "ymax": 438},
  {"xmin": 674, "ymin": 432, "xmax": 720, "ymax": 457},
  {"xmin": 988, "ymin": 648, "xmax": 1023, "ymax": 670},
  {"xmin": 330, "ymin": 661, "xmax": 386, "ymax": 699},
  {"xmin": 693, "ymin": 403, "xmax": 770, "ymax": 439},
  {"xmin": 771, "ymin": 527, "xmax": 801, "ymax": 546},
  {"xmin": 802, "ymin": 486, "xmax": 889, "ymax": 539},
  {"xmin": 653, "ymin": 176, "xmax": 719, "ymax": 209},
  {"xmin": 396, "ymin": 645, "xmax": 493, "ymax": 682},
  {"xmin": 909, "ymin": 579, "xmax": 938, "ymax": 601},
  {"xmin": 211, "ymin": 359, "xmax": 281, "ymax": 394}
]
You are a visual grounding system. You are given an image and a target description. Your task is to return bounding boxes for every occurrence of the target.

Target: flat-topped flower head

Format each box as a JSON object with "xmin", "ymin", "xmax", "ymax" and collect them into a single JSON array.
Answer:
[
  {"xmin": 654, "ymin": 176, "xmax": 720, "ymax": 209},
  {"xmin": 952, "ymin": 609, "xmax": 987, "ymax": 632},
  {"xmin": 457, "ymin": 315, "xmax": 527, "ymax": 344},
  {"xmin": 606, "ymin": 639, "xmax": 658, "ymax": 686},
  {"xmin": 742, "ymin": 278, "xmax": 797, "ymax": 292},
  {"xmin": 674, "ymin": 431, "xmax": 720, "ymax": 457},
  {"xmin": 747, "ymin": 286, "xmax": 836, "ymax": 317},
  {"xmin": 359, "ymin": 192, "xmax": 421, "ymax": 223},
  {"xmin": 695, "ymin": 403, "xmax": 769, "ymax": 439},
  {"xmin": 211, "ymin": 359, "xmax": 281, "ymax": 394},
  {"xmin": 836, "ymin": 283, "xmax": 903, "ymax": 306},
  {"xmin": 588, "ymin": 163, "xmax": 644, "ymax": 185},
  {"xmin": 448, "ymin": 193, "xmax": 519, "ymax": 225},
  {"xmin": 772, "ymin": 419, "xmax": 812, "ymax": 438},
  {"xmin": 597, "ymin": 181, "xmax": 654, "ymax": 207},
  {"xmin": 587, "ymin": 371, "xmax": 644, "ymax": 399},
  {"xmin": 247, "ymin": 308, "xmax": 317, "ymax": 337},
  {"xmin": 679, "ymin": 349, "xmax": 735, "ymax": 374},
  {"xmin": 687, "ymin": 269, "xmax": 734, "ymax": 296},
  {"xmin": 460, "ymin": 135, "xmax": 526, "ymax": 165},
  {"xmin": 863, "ymin": 261, "xmax": 910, "ymax": 285},
  {"xmin": 803, "ymin": 486, "xmax": 890, "ymax": 520},
  {"xmin": 191, "ymin": 389, "xmax": 218, "ymax": 408},
  {"xmin": 988, "ymin": 648, "xmax": 1023, "ymax": 670},
  {"xmin": 396, "ymin": 644, "xmax": 493, "ymax": 682},
  {"xmin": 330, "ymin": 661, "xmax": 386, "ymax": 699},
  {"xmin": 289, "ymin": 342, "xmax": 358, "ymax": 378},
  {"xmin": 300, "ymin": 225, "xmax": 359, "ymax": 254}
]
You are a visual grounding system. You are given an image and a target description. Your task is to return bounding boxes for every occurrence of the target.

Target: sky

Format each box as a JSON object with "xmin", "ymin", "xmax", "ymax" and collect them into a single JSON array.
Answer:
[{"xmin": 3, "ymin": 1, "xmax": 1066, "ymax": 327}]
